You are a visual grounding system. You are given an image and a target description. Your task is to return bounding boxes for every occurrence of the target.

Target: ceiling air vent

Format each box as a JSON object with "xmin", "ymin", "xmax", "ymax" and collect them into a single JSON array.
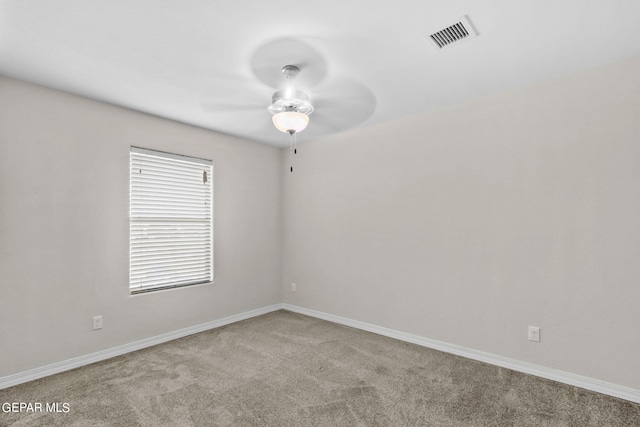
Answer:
[{"xmin": 427, "ymin": 15, "xmax": 478, "ymax": 50}]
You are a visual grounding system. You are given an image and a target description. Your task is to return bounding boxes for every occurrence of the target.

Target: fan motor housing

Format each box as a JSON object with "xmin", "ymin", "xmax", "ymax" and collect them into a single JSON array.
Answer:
[{"xmin": 268, "ymin": 89, "xmax": 314, "ymax": 115}]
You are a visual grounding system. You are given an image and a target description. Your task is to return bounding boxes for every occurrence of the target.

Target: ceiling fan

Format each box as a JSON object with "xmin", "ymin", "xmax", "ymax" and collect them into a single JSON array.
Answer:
[
  {"xmin": 268, "ymin": 64, "xmax": 314, "ymax": 172},
  {"xmin": 203, "ymin": 37, "xmax": 377, "ymax": 169},
  {"xmin": 269, "ymin": 65, "xmax": 314, "ymax": 134}
]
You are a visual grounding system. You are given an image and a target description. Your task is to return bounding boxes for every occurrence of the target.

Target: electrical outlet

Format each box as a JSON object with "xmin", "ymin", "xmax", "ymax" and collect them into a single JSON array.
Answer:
[
  {"xmin": 93, "ymin": 315, "xmax": 103, "ymax": 330},
  {"xmin": 528, "ymin": 326, "xmax": 540, "ymax": 342},
  {"xmin": 291, "ymin": 283, "xmax": 297, "ymax": 292}
]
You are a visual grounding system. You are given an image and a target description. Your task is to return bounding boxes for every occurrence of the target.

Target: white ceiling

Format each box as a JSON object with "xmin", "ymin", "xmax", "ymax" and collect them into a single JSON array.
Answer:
[{"xmin": 1, "ymin": 1, "xmax": 639, "ymax": 148}]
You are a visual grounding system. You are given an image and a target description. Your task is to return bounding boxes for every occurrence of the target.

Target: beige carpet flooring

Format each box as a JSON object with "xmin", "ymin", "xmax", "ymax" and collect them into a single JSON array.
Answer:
[{"xmin": 1, "ymin": 310, "xmax": 639, "ymax": 426}]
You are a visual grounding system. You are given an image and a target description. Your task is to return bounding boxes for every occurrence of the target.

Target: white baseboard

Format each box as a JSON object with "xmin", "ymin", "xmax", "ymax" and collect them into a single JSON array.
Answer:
[
  {"xmin": 0, "ymin": 304, "xmax": 282, "ymax": 390},
  {"xmin": 281, "ymin": 303, "xmax": 640, "ymax": 404}
]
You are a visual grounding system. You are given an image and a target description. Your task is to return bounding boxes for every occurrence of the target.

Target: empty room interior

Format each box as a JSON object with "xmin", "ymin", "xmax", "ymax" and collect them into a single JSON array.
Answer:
[{"xmin": 1, "ymin": 1, "xmax": 639, "ymax": 425}]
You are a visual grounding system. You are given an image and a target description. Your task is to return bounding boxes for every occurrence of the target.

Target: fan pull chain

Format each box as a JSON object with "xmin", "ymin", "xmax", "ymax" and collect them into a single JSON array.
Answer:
[
  {"xmin": 288, "ymin": 131, "xmax": 299, "ymax": 172},
  {"xmin": 289, "ymin": 131, "xmax": 294, "ymax": 172}
]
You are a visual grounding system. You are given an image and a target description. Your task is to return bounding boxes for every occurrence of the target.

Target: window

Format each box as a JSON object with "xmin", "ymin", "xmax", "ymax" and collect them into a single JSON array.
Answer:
[{"xmin": 129, "ymin": 147, "xmax": 213, "ymax": 293}]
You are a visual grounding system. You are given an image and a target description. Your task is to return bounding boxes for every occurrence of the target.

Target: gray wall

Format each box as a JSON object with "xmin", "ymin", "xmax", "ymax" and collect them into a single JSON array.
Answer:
[
  {"xmin": 2, "ymin": 57, "xmax": 639, "ymax": 392},
  {"xmin": 281, "ymin": 57, "xmax": 640, "ymax": 390},
  {"xmin": 0, "ymin": 77, "xmax": 282, "ymax": 377}
]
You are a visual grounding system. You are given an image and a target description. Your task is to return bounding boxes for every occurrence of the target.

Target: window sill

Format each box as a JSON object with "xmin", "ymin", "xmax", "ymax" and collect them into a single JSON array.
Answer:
[{"xmin": 130, "ymin": 280, "xmax": 214, "ymax": 296}]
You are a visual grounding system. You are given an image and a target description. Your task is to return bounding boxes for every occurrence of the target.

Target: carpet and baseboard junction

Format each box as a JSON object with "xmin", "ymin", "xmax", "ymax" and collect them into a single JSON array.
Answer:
[{"xmin": 1, "ymin": 305, "xmax": 639, "ymax": 426}]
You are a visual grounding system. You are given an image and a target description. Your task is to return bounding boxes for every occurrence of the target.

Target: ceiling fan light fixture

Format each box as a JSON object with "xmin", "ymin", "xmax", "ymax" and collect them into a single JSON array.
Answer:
[{"xmin": 272, "ymin": 111, "xmax": 309, "ymax": 134}]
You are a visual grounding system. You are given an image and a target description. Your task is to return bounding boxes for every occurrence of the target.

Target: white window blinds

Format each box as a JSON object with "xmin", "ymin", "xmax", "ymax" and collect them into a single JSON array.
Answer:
[{"xmin": 130, "ymin": 147, "xmax": 213, "ymax": 293}]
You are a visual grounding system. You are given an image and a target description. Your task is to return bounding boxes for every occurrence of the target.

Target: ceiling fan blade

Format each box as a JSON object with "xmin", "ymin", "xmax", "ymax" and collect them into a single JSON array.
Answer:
[
  {"xmin": 203, "ymin": 108, "xmax": 272, "ymax": 137},
  {"xmin": 202, "ymin": 101, "xmax": 266, "ymax": 113},
  {"xmin": 306, "ymin": 78, "xmax": 377, "ymax": 135},
  {"xmin": 200, "ymin": 80, "xmax": 271, "ymax": 113},
  {"xmin": 250, "ymin": 37, "xmax": 328, "ymax": 89}
]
